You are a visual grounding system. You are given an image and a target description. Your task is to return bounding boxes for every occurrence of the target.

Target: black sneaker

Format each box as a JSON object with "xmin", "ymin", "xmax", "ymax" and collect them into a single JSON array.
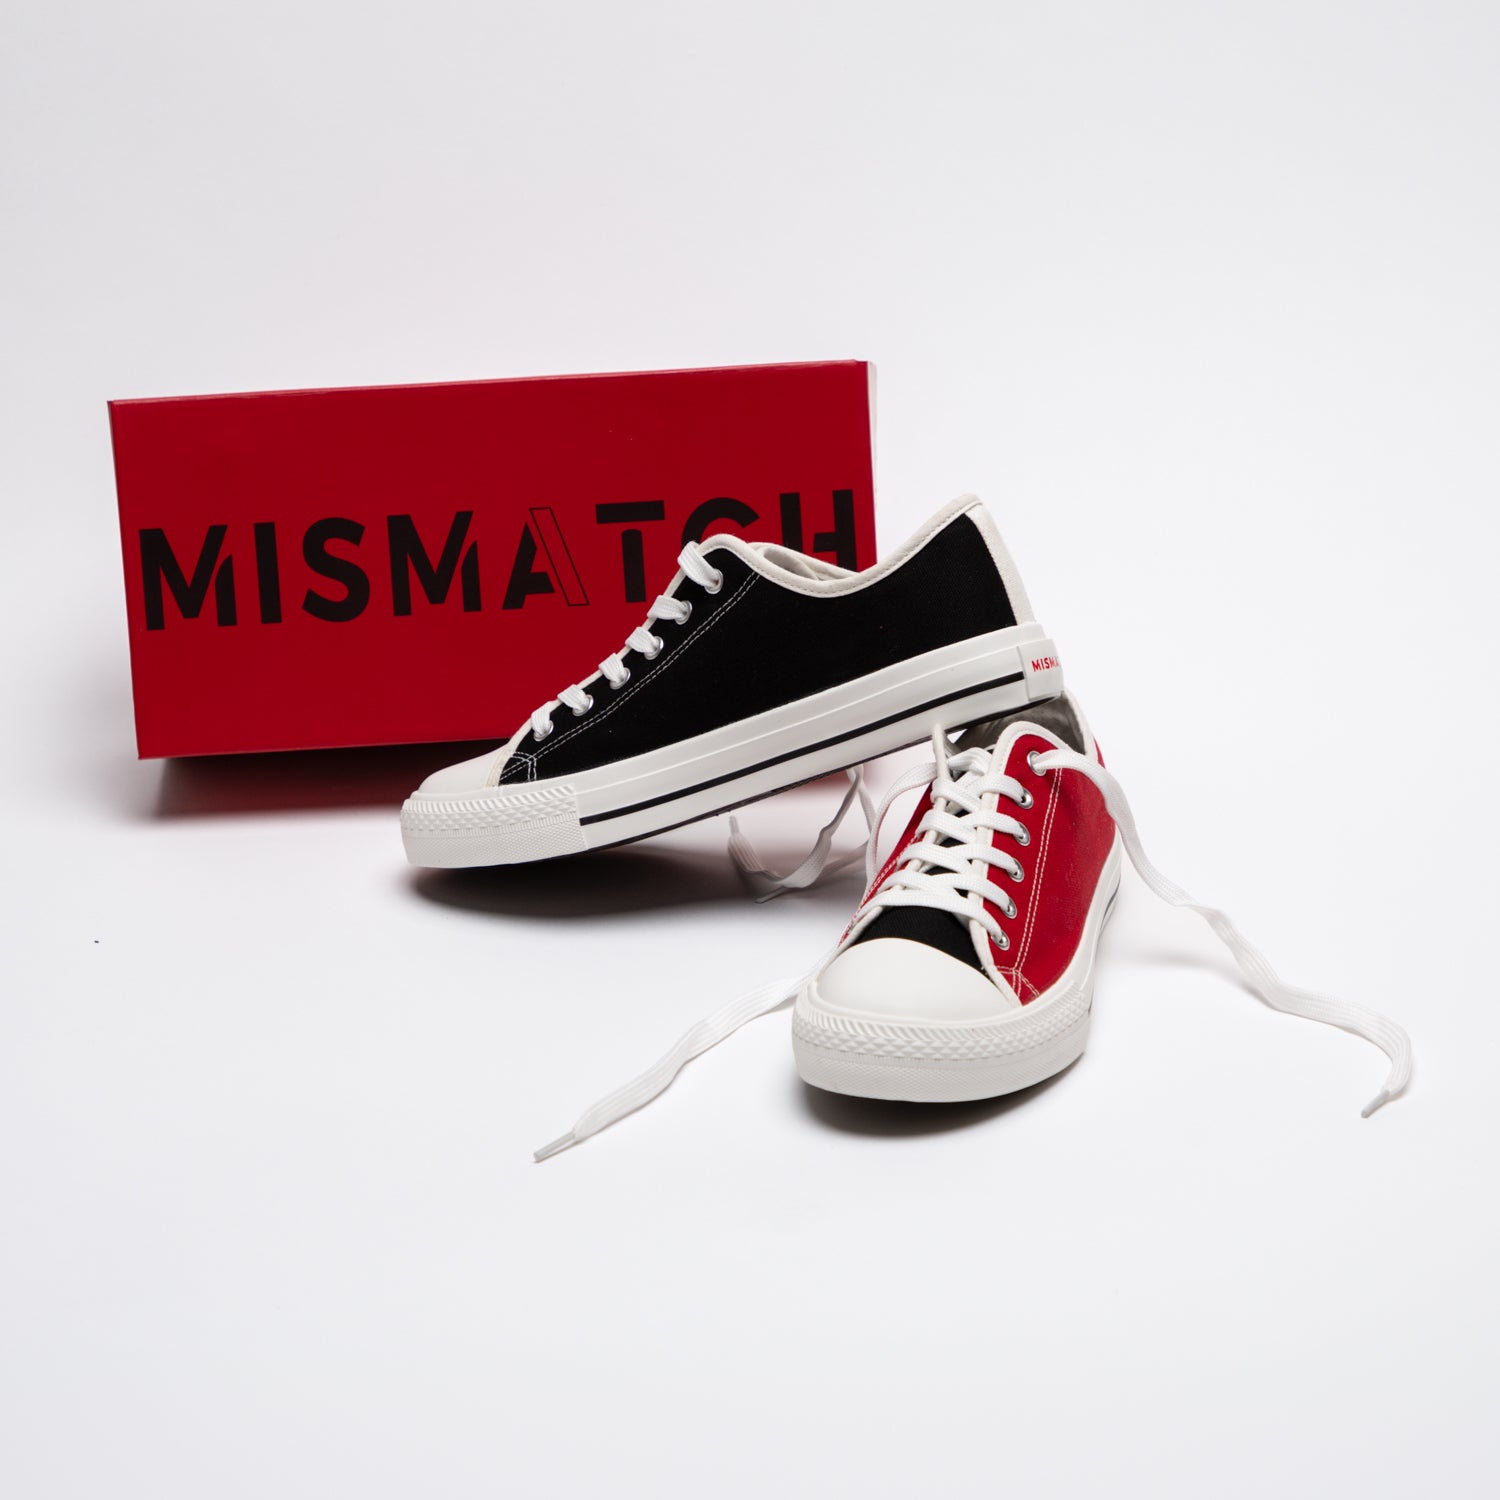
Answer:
[{"xmin": 400, "ymin": 496, "xmax": 1063, "ymax": 867}]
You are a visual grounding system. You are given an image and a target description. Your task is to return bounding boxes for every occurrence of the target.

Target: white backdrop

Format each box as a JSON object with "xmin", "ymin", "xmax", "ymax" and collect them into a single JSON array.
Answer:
[{"xmin": 3, "ymin": 3, "xmax": 1497, "ymax": 1496}]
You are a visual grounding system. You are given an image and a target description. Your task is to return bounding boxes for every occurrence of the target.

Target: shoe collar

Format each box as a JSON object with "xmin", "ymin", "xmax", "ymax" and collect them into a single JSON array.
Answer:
[{"xmin": 697, "ymin": 494, "xmax": 987, "ymax": 597}]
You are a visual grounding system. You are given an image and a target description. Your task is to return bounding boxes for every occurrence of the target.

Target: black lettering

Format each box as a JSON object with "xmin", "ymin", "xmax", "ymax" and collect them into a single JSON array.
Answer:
[
  {"xmin": 781, "ymin": 490, "xmax": 858, "ymax": 569},
  {"xmin": 387, "ymin": 512, "xmax": 481, "ymax": 616},
  {"xmin": 139, "ymin": 525, "xmax": 235, "ymax": 630},
  {"xmin": 527, "ymin": 508, "xmax": 589, "ymax": 605},
  {"xmin": 596, "ymin": 501, "xmax": 665, "ymax": 603},
  {"xmin": 301, "ymin": 517, "xmax": 369, "ymax": 622},
  {"xmin": 779, "ymin": 493, "xmax": 805, "ymax": 553},
  {"xmin": 682, "ymin": 497, "xmax": 757, "ymax": 546},
  {"xmin": 502, "ymin": 524, "xmax": 556, "ymax": 610},
  {"xmin": 254, "ymin": 521, "xmax": 282, "ymax": 624}
]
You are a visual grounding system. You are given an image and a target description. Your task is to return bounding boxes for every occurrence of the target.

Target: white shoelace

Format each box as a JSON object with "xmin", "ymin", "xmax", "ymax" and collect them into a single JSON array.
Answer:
[
  {"xmin": 1030, "ymin": 744, "xmax": 1412, "ymax": 1117},
  {"xmin": 854, "ymin": 744, "xmax": 1033, "ymax": 947},
  {"xmin": 527, "ymin": 541, "xmax": 725, "ymax": 742},
  {"xmin": 534, "ymin": 732, "xmax": 1412, "ymax": 1160},
  {"xmin": 532, "ymin": 738, "xmax": 1002, "ymax": 1159},
  {"xmin": 725, "ymin": 768, "xmax": 876, "ymax": 901}
]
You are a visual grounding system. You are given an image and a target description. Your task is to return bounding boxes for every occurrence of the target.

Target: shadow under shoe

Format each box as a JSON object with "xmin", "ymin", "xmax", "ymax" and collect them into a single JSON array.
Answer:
[
  {"xmin": 411, "ymin": 839, "xmax": 865, "ymax": 921},
  {"xmin": 795, "ymin": 1062, "xmax": 1079, "ymax": 1138},
  {"xmin": 152, "ymin": 741, "xmax": 489, "ymax": 819}
]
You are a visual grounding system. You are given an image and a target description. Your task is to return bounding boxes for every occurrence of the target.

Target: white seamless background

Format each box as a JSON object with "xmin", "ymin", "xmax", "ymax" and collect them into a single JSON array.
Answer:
[{"xmin": 2, "ymin": 4, "xmax": 1496, "ymax": 1497}]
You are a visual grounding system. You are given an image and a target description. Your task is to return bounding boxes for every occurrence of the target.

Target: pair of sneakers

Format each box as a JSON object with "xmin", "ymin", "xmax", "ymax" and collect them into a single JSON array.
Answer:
[{"xmin": 400, "ymin": 497, "xmax": 1411, "ymax": 1157}]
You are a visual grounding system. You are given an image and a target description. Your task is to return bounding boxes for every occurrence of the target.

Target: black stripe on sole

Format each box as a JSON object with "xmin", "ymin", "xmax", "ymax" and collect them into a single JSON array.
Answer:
[{"xmin": 578, "ymin": 670, "xmax": 1026, "ymax": 827}]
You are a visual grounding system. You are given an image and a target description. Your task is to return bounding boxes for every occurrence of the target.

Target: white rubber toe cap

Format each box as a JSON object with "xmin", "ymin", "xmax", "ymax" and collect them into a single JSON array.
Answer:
[
  {"xmin": 415, "ymin": 745, "xmax": 510, "ymax": 794},
  {"xmin": 811, "ymin": 937, "xmax": 1016, "ymax": 1025}
]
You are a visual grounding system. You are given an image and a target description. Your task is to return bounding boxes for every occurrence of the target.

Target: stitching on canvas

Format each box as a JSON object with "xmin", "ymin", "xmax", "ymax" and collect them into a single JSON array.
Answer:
[
  {"xmin": 1016, "ymin": 761, "xmax": 1059, "ymax": 970},
  {"xmin": 530, "ymin": 570, "xmax": 758, "ymax": 764},
  {"xmin": 1018, "ymin": 778, "xmax": 1058, "ymax": 962},
  {"xmin": 498, "ymin": 748, "xmax": 536, "ymax": 785},
  {"xmin": 999, "ymin": 964, "xmax": 1039, "ymax": 1001},
  {"xmin": 868, "ymin": 816, "xmax": 920, "ymax": 901}
]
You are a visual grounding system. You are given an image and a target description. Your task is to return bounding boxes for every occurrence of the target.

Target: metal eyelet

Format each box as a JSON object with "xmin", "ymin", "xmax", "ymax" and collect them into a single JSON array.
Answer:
[
  {"xmin": 610, "ymin": 669, "xmax": 630, "ymax": 689},
  {"xmin": 1009, "ymin": 863, "xmax": 1024, "ymax": 882},
  {"xmin": 678, "ymin": 601, "xmax": 693, "ymax": 624},
  {"xmin": 533, "ymin": 724, "xmax": 553, "ymax": 742},
  {"xmin": 705, "ymin": 571, "xmax": 724, "ymax": 595},
  {"xmin": 996, "ymin": 930, "xmax": 1010, "ymax": 951},
  {"xmin": 1014, "ymin": 826, "xmax": 1031, "ymax": 847},
  {"xmin": 1016, "ymin": 789, "xmax": 1034, "ymax": 810},
  {"xmin": 1027, "ymin": 750, "xmax": 1042, "ymax": 773},
  {"xmin": 1004, "ymin": 897, "xmax": 1018, "ymax": 920},
  {"xmin": 642, "ymin": 639, "xmax": 663, "ymax": 661},
  {"xmin": 570, "ymin": 693, "xmax": 594, "ymax": 717}
]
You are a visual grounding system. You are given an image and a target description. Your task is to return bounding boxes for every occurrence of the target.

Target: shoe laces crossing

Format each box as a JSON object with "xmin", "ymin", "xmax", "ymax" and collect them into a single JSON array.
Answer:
[
  {"xmin": 534, "ymin": 728, "xmax": 1413, "ymax": 1159},
  {"xmin": 857, "ymin": 739, "xmax": 1032, "ymax": 949},
  {"xmin": 528, "ymin": 541, "xmax": 724, "ymax": 741}
]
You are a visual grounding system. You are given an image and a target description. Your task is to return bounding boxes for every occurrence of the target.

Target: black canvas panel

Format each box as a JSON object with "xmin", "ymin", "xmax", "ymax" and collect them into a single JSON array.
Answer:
[
  {"xmin": 500, "ymin": 513, "xmax": 1015, "ymax": 784},
  {"xmin": 850, "ymin": 905, "xmax": 984, "ymax": 971}
]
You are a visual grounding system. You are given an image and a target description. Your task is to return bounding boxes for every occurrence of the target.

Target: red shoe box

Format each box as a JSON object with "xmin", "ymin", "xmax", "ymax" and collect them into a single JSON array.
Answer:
[{"xmin": 110, "ymin": 360, "xmax": 876, "ymax": 757}]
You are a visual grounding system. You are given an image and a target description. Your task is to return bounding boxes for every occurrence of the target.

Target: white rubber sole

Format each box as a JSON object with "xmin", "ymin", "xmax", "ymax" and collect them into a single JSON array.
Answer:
[
  {"xmin": 401, "ymin": 624, "xmax": 1063, "ymax": 867},
  {"xmin": 791, "ymin": 840, "xmax": 1122, "ymax": 1102}
]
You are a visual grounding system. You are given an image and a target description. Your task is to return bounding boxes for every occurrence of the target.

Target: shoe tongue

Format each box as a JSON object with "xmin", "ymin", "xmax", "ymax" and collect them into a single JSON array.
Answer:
[
  {"xmin": 851, "ymin": 903, "xmax": 984, "ymax": 970},
  {"xmin": 849, "ymin": 732, "xmax": 995, "ymax": 972},
  {"xmin": 729, "ymin": 538, "xmax": 850, "ymax": 581},
  {"xmin": 956, "ymin": 694, "xmax": 1086, "ymax": 756}
]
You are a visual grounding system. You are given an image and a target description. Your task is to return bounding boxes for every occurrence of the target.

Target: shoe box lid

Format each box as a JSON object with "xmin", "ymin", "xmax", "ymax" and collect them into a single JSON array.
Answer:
[{"xmin": 109, "ymin": 360, "xmax": 876, "ymax": 757}]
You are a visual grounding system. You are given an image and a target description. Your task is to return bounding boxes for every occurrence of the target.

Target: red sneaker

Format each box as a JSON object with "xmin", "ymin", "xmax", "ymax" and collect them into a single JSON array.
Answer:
[
  {"xmin": 793, "ymin": 695, "xmax": 1120, "ymax": 1102},
  {"xmin": 536, "ymin": 693, "xmax": 1412, "ymax": 1158}
]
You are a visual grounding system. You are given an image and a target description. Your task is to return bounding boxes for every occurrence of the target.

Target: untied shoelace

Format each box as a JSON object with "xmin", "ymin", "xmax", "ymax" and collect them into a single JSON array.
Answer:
[
  {"xmin": 534, "ymin": 731, "xmax": 1413, "ymax": 1160},
  {"xmin": 726, "ymin": 768, "xmax": 876, "ymax": 900}
]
